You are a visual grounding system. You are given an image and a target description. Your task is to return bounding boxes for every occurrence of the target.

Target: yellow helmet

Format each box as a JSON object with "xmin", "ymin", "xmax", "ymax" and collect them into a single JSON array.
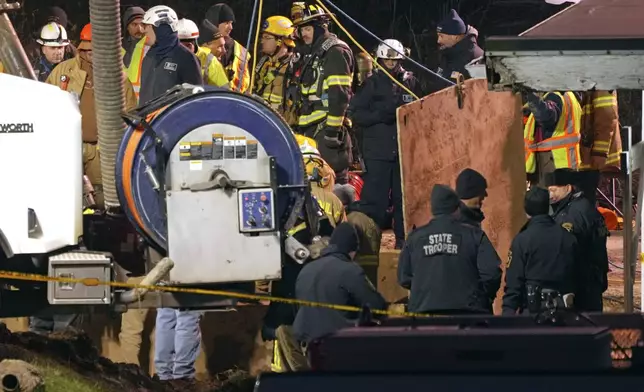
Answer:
[
  {"xmin": 261, "ymin": 16, "xmax": 296, "ymax": 48},
  {"xmin": 295, "ymin": 134, "xmax": 335, "ymax": 190},
  {"xmin": 292, "ymin": 4, "xmax": 329, "ymax": 27},
  {"xmin": 291, "ymin": 2, "xmax": 306, "ymax": 23}
]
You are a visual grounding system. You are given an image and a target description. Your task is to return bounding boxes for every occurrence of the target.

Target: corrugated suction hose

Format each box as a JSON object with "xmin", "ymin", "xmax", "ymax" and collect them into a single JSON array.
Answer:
[{"xmin": 89, "ymin": 0, "xmax": 126, "ymax": 212}]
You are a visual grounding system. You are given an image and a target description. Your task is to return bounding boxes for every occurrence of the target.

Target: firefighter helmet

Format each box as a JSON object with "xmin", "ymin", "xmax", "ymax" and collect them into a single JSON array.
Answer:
[
  {"xmin": 142, "ymin": 5, "xmax": 179, "ymax": 32},
  {"xmin": 177, "ymin": 18, "xmax": 200, "ymax": 40},
  {"xmin": 296, "ymin": 134, "xmax": 335, "ymax": 190},
  {"xmin": 261, "ymin": 16, "xmax": 296, "ymax": 48},
  {"xmin": 377, "ymin": 39, "xmax": 405, "ymax": 60},
  {"xmin": 292, "ymin": 4, "xmax": 329, "ymax": 27},
  {"xmin": 36, "ymin": 22, "xmax": 70, "ymax": 47}
]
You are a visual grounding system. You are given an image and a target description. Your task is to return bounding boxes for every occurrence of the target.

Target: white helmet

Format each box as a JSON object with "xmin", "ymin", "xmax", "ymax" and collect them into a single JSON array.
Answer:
[
  {"xmin": 376, "ymin": 39, "xmax": 404, "ymax": 60},
  {"xmin": 142, "ymin": 5, "xmax": 179, "ymax": 32},
  {"xmin": 36, "ymin": 22, "xmax": 70, "ymax": 47},
  {"xmin": 177, "ymin": 18, "xmax": 199, "ymax": 40}
]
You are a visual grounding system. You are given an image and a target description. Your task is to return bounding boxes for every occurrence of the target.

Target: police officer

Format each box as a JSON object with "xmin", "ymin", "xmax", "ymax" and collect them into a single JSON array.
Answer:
[
  {"xmin": 455, "ymin": 168, "xmax": 488, "ymax": 228},
  {"xmin": 293, "ymin": 223, "xmax": 386, "ymax": 351},
  {"xmin": 348, "ymin": 39, "xmax": 422, "ymax": 249},
  {"xmin": 292, "ymin": 4, "xmax": 354, "ymax": 185},
  {"xmin": 502, "ymin": 187, "xmax": 578, "ymax": 315},
  {"xmin": 398, "ymin": 184, "xmax": 502, "ymax": 314},
  {"xmin": 546, "ymin": 168, "xmax": 609, "ymax": 312}
]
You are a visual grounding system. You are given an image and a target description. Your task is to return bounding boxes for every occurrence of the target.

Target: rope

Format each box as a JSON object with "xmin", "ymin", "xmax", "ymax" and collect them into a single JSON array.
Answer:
[
  {"xmin": 320, "ymin": 0, "xmax": 456, "ymax": 86},
  {"xmin": 313, "ymin": 0, "xmax": 419, "ymax": 101},
  {"xmin": 241, "ymin": 0, "xmax": 263, "ymax": 93}
]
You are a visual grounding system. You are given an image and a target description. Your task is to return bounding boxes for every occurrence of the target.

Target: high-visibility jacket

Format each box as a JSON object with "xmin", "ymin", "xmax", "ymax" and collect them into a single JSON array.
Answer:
[
  {"xmin": 579, "ymin": 90, "xmax": 622, "ymax": 171},
  {"xmin": 225, "ymin": 40, "xmax": 251, "ymax": 93},
  {"xmin": 0, "ymin": 61, "xmax": 4, "ymax": 74},
  {"xmin": 125, "ymin": 37, "xmax": 150, "ymax": 99},
  {"xmin": 197, "ymin": 46, "xmax": 230, "ymax": 88},
  {"xmin": 524, "ymin": 91, "xmax": 582, "ymax": 174},
  {"xmin": 254, "ymin": 53, "xmax": 298, "ymax": 126}
]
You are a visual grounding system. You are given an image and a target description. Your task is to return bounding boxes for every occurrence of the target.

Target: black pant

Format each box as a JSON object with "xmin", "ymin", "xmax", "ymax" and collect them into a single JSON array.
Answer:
[{"xmin": 360, "ymin": 158, "xmax": 404, "ymax": 241}]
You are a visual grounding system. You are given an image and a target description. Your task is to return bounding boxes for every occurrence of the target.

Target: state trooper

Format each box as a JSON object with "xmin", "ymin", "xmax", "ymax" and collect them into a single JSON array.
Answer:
[
  {"xmin": 398, "ymin": 184, "xmax": 502, "ymax": 314},
  {"xmin": 502, "ymin": 187, "xmax": 578, "ymax": 315},
  {"xmin": 546, "ymin": 168, "xmax": 609, "ymax": 312}
]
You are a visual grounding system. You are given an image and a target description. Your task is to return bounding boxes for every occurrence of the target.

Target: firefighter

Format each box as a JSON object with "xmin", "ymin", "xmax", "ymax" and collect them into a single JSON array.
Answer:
[
  {"xmin": 546, "ymin": 168, "xmax": 609, "ymax": 312},
  {"xmin": 177, "ymin": 18, "xmax": 200, "ymax": 54},
  {"xmin": 577, "ymin": 90, "xmax": 623, "ymax": 205},
  {"xmin": 455, "ymin": 168, "xmax": 488, "ymax": 228},
  {"xmin": 33, "ymin": 22, "xmax": 71, "ymax": 82},
  {"xmin": 24, "ymin": 7, "xmax": 77, "ymax": 69},
  {"xmin": 502, "ymin": 187, "xmax": 578, "ymax": 315},
  {"xmin": 354, "ymin": 52, "xmax": 373, "ymax": 91},
  {"xmin": 398, "ymin": 184, "xmax": 502, "ymax": 314},
  {"xmin": 348, "ymin": 39, "xmax": 421, "ymax": 249},
  {"xmin": 292, "ymin": 4, "xmax": 354, "ymax": 185},
  {"xmin": 522, "ymin": 88, "xmax": 583, "ymax": 188},
  {"xmin": 202, "ymin": 3, "xmax": 251, "ymax": 92},
  {"xmin": 254, "ymin": 16, "xmax": 298, "ymax": 126}
]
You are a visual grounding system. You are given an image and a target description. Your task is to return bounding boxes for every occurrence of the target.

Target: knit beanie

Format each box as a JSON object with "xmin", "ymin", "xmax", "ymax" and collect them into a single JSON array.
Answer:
[
  {"xmin": 123, "ymin": 6, "xmax": 145, "ymax": 28},
  {"xmin": 329, "ymin": 222, "xmax": 360, "ymax": 254},
  {"xmin": 431, "ymin": 184, "xmax": 460, "ymax": 216},
  {"xmin": 455, "ymin": 168, "xmax": 488, "ymax": 199},
  {"xmin": 524, "ymin": 187, "xmax": 550, "ymax": 217},
  {"xmin": 437, "ymin": 9, "xmax": 466, "ymax": 36},
  {"xmin": 206, "ymin": 3, "xmax": 236, "ymax": 25}
]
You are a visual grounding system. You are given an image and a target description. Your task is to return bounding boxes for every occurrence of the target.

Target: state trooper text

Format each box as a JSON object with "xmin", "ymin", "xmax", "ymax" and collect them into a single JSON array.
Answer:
[{"xmin": 424, "ymin": 233, "xmax": 459, "ymax": 255}]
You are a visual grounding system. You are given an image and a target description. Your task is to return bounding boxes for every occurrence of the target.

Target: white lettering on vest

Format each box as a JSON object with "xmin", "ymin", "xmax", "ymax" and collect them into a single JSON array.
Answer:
[{"xmin": 424, "ymin": 233, "xmax": 459, "ymax": 256}]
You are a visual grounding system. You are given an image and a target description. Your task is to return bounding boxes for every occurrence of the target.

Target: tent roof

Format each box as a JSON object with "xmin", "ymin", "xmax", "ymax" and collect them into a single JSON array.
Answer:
[{"xmin": 522, "ymin": 0, "xmax": 644, "ymax": 37}]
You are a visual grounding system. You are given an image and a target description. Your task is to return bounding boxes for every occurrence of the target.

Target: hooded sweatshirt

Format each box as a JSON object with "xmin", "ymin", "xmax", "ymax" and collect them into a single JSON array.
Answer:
[
  {"xmin": 433, "ymin": 26, "xmax": 484, "ymax": 91},
  {"xmin": 138, "ymin": 24, "xmax": 203, "ymax": 104}
]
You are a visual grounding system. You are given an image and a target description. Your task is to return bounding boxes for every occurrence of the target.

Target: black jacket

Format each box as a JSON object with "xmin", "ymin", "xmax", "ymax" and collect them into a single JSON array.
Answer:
[
  {"xmin": 293, "ymin": 245, "xmax": 386, "ymax": 343},
  {"xmin": 502, "ymin": 215, "xmax": 578, "ymax": 315},
  {"xmin": 348, "ymin": 67, "xmax": 421, "ymax": 161},
  {"xmin": 458, "ymin": 202, "xmax": 485, "ymax": 228},
  {"xmin": 398, "ymin": 214, "xmax": 502, "ymax": 313},
  {"xmin": 139, "ymin": 26, "xmax": 202, "ymax": 105},
  {"xmin": 551, "ymin": 191, "xmax": 609, "ymax": 310},
  {"xmin": 433, "ymin": 26, "xmax": 483, "ymax": 91}
]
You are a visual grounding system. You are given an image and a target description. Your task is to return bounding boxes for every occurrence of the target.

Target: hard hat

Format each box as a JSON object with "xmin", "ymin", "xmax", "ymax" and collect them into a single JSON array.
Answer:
[
  {"xmin": 261, "ymin": 16, "xmax": 296, "ymax": 48},
  {"xmin": 36, "ymin": 22, "xmax": 70, "ymax": 47},
  {"xmin": 293, "ymin": 4, "xmax": 329, "ymax": 27},
  {"xmin": 177, "ymin": 18, "xmax": 199, "ymax": 41},
  {"xmin": 377, "ymin": 39, "xmax": 405, "ymax": 60},
  {"xmin": 290, "ymin": 2, "xmax": 306, "ymax": 23},
  {"xmin": 142, "ymin": 5, "xmax": 179, "ymax": 32},
  {"xmin": 295, "ymin": 134, "xmax": 335, "ymax": 189},
  {"xmin": 80, "ymin": 23, "xmax": 92, "ymax": 42}
]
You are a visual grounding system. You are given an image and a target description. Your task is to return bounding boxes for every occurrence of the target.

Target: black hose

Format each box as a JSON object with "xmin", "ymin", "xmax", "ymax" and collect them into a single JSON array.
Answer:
[{"xmin": 89, "ymin": 0, "xmax": 126, "ymax": 212}]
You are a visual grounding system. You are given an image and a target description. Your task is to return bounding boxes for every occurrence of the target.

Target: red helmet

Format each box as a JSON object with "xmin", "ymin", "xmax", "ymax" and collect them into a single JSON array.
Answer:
[
  {"xmin": 80, "ymin": 23, "xmax": 91, "ymax": 41},
  {"xmin": 347, "ymin": 172, "xmax": 364, "ymax": 201}
]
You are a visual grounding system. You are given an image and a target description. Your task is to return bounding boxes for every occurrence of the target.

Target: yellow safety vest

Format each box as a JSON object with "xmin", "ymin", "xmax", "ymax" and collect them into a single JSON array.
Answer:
[
  {"xmin": 524, "ymin": 91, "xmax": 582, "ymax": 174},
  {"xmin": 227, "ymin": 40, "xmax": 251, "ymax": 93},
  {"xmin": 198, "ymin": 46, "xmax": 230, "ymax": 88},
  {"xmin": 125, "ymin": 37, "xmax": 150, "ymax": 100}
]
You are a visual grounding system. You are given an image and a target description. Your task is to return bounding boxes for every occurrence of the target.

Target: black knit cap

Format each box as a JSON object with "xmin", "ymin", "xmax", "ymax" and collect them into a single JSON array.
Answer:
[
  {"xmin": 431, "ymin": 184, "xmax": 460, "ymax": 216},
  {"xmin": 329, "ymin": 222, "xmax": 360, "ymax": 254},
  {"xmin": 37, "ymin": 6, "xmax": 68, "ymax": 28},
  {"xmin": 524, "ymin": 187, "xmax": 550, "ymax": 217},
  {"xmin": 437, "ymin": 9, "xmax": 466, "ymax": 36},
  {"xmin": 456, "ymin": 168, "xmax": 488, "ymax": 200},
  {"xmin": 205, "ymin": 3, "xmax": 236, "ymax": 25},
  {"xmin": 544, "ymin": 168, "xmax": 576, "ymax": 187},
  {"xmin": 123, "ymin": 6, "xmax": 145, "ymax": 28}
]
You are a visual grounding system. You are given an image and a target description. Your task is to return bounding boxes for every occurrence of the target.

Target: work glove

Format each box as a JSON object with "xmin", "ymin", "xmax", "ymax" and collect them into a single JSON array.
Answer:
[{"xmin": 323, "ymin": 126, "xmax": 344, "ymax": 148}]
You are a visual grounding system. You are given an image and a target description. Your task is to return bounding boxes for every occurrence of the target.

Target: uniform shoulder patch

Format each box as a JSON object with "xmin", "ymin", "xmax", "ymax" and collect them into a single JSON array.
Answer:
[
  {"xmin": 562, "ymin": 222, "xmax": 573, "ymax": 232},
  {"xmin": 506, "ymin": 250, "xmax": 512, "ymax": 268}
]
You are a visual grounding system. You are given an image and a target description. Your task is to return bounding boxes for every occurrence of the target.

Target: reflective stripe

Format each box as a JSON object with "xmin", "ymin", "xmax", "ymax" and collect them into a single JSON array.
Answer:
[
  {"xmin": 126, "ymin": 38, "xmax": 149, "ymax": 100},
  {"xmin": 228, "ymin": 41, "xmax": 250, "ymax": 93},
  {"xmin": 271, "ymin": 340, "xmax": 282, "ymax": 372},
  {"xmin": 326, "ymin": 115, "xmax": 344, "ymax": 127},
  {"xmin": 324, "ymin": 75, "xmax": 352, "ymax": 87},
  {"xmin": 299, "ymin": 110, "xmax": 327, "ymax": 126}
]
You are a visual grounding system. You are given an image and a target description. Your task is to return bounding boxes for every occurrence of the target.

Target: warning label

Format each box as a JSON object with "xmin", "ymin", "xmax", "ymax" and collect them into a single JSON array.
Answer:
[
  {"xmin": 180, "ymin": 134, "xmax": 259, "ymax": 161},
  {"xmin": 235, "ymin": 137, "xmax": 247, "ymax": 159},
  {"xmin": 179, "ymin": 141, "xmax": 214, "ymax": 161},
  {"xmin": 212, "ymin": 133, "xmax": 224, "ymax": 160}
]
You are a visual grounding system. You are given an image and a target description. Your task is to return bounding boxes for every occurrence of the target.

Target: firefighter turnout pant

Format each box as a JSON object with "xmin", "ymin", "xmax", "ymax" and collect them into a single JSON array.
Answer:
[
  {"xmin": 83, "ymin": 142, "xmax": 104, "ymax": 209},
  {"xmin": 272, "ymin": 325, "xmax": 310, "ymax": 372},
  {"xmin": 300, "ymin": 123, "xmax": 352, "ymax": 185}
]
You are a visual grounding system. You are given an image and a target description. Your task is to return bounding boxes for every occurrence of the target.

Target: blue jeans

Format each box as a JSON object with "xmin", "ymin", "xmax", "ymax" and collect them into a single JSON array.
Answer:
[{"xmin": 154, "ymin": 308, "xmax": 203, "ymax": 380}]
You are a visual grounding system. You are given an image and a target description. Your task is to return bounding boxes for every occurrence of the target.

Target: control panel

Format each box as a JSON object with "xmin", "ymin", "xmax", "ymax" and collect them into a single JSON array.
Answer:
[{"xmin": 238, "ymin": 188, "xmax": 276, "ymax": 233}]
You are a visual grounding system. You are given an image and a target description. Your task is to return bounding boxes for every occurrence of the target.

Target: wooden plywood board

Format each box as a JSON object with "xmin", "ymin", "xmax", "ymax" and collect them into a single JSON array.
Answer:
[
  {"xmin": 397, "ymin": 79, "xmax": 527, "ymax": 313},
  {"xmin": 377, "ymin": 250, "xmax": 408, "ymax": 304}
]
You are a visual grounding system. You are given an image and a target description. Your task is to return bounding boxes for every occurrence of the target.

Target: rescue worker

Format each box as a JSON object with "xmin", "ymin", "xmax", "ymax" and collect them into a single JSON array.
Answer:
[
  {"xmin": 455, "ymin": 168, "xmax": 488, "ymax": 228},
  {"xmin": 293, "ymin": 4, "xmax": 354, "ymax": 185},
  {"xmin": 435, "ymin": 9, "xmax": 483, "ymax": 88},
  {"xmin": 202, "ymin": 3, "xmax": 251, "ymax": 92},
  {"xmin": 32, "ymin": 22, "xmax": 71, "ymax": 82},
  {"xmin": 24, "ymin": 6, "xmax": 77, "ymax": 68},
  {"xmin": 398, "ymin": 184, "xmax": 502, "ymax": 314},
  {"xmin": 46, "ymin": 22, "xmax": 137, "ymax": 209},
  {"xmin": 266, "ymin": 135, "xmax": 340, "ymax": 373},
  {"xmin": 577, "ymin": 90, "xmax": 623, "ymax": 205},
  {"xmin": 122, "ymin": 6, "xmax": 146, "ymax": 66},
  {"xmin": 254, "ymin": 16, "xmax": 298, "ymax": 126},
  {"xmin": 139, "ymin": 5, "xmax": 203, "ymax": 105},
  {"xmin": 502, "ymin": 187, "xmax": 578, "ymax": 315},
  {"xmin": 546, "ymin": 168, "xmax": 609, "ymax": 312},
  {"xmin": 353, "ymin": 52, "xmax": 373, "ymax": 91},
  {"xmin": 289, "ymin": 2, "xmax": 310, "ymax": 60},
  {"xmin": 523, "ymin": 89, "xmax": 583, "ymax": 187},
  {"xmin": 197, "ymin": 30, "xmax": 230, "ymax": 88},
  {"xmin": 293, "ymin": 222, "xmax": 386, "ymax": 362},
  {"xmin": 177, "ymin": 18, "xmax": 200, "ymax": 54},
  {"xmin": 348, "ymin": 39, "xmax": 421, "ymax": 249}
]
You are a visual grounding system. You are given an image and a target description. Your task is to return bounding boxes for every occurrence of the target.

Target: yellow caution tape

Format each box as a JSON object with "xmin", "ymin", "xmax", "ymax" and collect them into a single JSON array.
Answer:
[{"xmin": 0, "ymin": 270, "xmax": 432, "ymax": 318}]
